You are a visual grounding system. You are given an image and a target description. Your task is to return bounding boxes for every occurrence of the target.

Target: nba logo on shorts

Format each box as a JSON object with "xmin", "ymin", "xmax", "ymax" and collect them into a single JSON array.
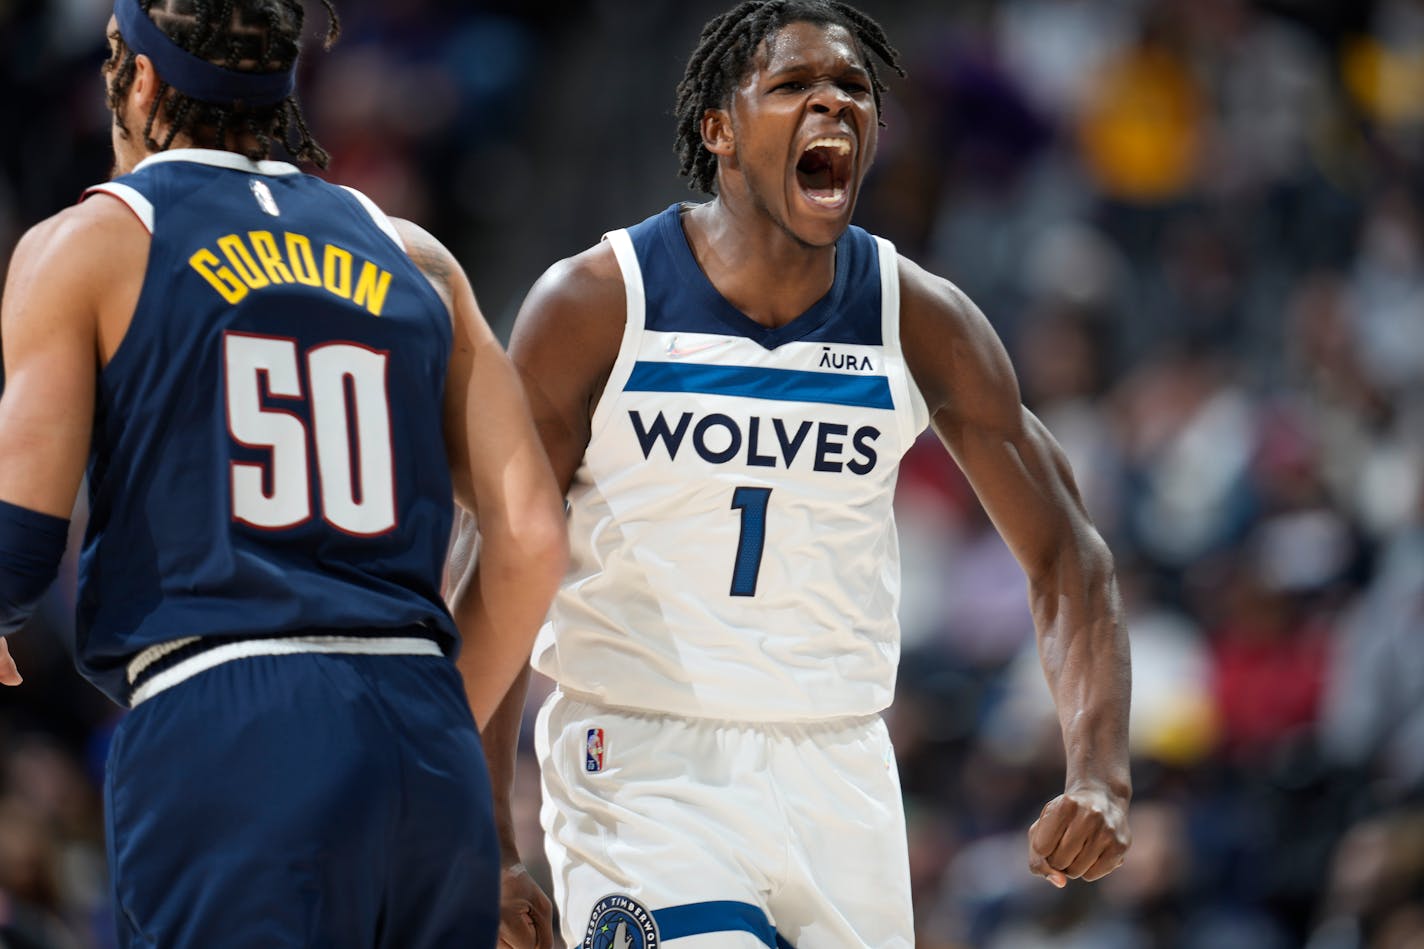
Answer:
[{"xmin": 585, "ymin": 727, "xmax": 605, "ymax": 772}]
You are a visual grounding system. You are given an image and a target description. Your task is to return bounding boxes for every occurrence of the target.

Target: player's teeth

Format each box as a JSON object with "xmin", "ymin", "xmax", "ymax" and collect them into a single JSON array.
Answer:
[
  {"xmin": 807, "ymin": 137, "xmax": 851, "ymax": 154},
  {"xmin": 808, "ymin": 187, "xmax": 846, "ymax": 205}
]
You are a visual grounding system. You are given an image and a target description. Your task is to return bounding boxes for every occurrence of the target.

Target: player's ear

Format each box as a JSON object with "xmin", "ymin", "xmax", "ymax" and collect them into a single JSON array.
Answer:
[
  {"xmin": 701, "ymin": 108, "xmax": 735, "ymax": 158},
  {"xmin": 130, "ymin": 54, "xmax": 162, "ymax": 115}
]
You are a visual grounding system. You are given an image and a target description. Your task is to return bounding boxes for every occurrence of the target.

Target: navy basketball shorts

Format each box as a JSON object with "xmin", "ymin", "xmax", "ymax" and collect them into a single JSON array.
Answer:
[
  {"xmin": 104, "ymin": 649, "xmax": 498, "ymax": 948},
  {"xmin": 536, "ymin": 690, "xmax": 915, "ymax": 948}
]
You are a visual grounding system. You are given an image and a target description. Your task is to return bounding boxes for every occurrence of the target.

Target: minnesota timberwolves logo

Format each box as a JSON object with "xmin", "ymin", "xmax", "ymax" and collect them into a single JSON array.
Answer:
[
  {"xmin": 250, "ymin": 178, "xmax": 281, "ymax": 216},
  {"xmin": 583, "ymin": 894, "xmax": 659, "ymax": 949}
]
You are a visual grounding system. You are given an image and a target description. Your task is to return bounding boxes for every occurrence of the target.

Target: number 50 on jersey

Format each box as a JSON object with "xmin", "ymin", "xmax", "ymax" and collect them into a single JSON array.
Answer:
[{"xmin": 224, "ymin": 330, "xmax": 396, "ymax": 537}]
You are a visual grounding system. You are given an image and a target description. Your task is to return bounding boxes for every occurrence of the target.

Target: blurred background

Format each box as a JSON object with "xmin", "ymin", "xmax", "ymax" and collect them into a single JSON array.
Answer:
[{"xmin": 1, "ymin": 0, "xmax": 1423, "ymax": 946}]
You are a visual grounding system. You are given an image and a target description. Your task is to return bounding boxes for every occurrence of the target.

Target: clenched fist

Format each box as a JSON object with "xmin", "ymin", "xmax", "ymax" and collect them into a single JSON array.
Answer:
[{"xmin": 1028, "ymin": 783, "xmax": 1130, "ymax": 886}]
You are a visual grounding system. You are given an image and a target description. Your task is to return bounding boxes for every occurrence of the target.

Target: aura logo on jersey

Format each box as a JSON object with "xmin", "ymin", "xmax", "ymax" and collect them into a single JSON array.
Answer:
[
  {"xmin": 629, "ymin": 411, "xmax": 880, "ymax": 474},
  {"xmin": 584, "ymin": 895, "xmax": 659, "ymax": 949},
  {"xmin": 818, "ymin": 346, "xmax": 875, "ymax": 371}
]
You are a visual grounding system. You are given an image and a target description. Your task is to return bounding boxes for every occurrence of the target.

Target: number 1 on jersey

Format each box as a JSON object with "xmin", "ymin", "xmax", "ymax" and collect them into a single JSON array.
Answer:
[{"xmin": 729, "ymin": 486, "xmax": 771, "ymax": 597}]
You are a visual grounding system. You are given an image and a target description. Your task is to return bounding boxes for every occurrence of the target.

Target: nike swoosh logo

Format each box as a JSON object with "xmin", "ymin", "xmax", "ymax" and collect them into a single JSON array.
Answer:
[{"xmin": 665, "ymin": 336, "xmax": 734, "ymax": 358}]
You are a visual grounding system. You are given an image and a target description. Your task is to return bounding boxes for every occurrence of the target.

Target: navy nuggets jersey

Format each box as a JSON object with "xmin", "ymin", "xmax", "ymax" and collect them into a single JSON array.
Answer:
[
  {"xmin": 532, "ymin": 204, "xmax": 929, "ymax": 721},
  {"xmin": 80, "ymin": 150, "xmax": 456, "ymax": 704}
]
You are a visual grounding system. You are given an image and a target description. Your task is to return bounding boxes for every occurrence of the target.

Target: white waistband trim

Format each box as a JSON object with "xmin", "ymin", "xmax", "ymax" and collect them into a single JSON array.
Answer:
[
  {"xmin": 127, "ymin": 635, "xmax": 202, "ymax": 684},
  {"xmin": 127, "ymin": 636, "xmax": 444, "ymax": 708}
]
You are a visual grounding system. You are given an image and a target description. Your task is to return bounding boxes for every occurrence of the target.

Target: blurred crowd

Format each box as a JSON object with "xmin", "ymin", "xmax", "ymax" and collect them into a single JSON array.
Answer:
[{"xmin": 2, "ymin": 0, "xmax": 1423, "ymax": 947}]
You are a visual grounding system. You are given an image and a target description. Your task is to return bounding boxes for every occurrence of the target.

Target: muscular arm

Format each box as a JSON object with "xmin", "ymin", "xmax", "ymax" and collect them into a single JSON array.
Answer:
[
  {"xmin": 0, "ymin": 200, "xmax": 139, "ymax": 683},
  {"xmin": 487, "ymin": 243, "xmax": 625, "ymax": 805},
  {"xmin": 901, "ymin": 257, "xmax": 1131, "ymax": 885},
  {"xmin": 506, "ymin": 243, "xmax": 626, "ymax": 493},
  {"xmin": 462, "ymin": 243, "xmax": 624, "ymax": 944},
  {"xmin": 394, "ymin": 218, "xmax": 567, "ymax": 734},
  {"xmin": 0, "ymin": 208, "xmax": 121, "ymax": 514}
]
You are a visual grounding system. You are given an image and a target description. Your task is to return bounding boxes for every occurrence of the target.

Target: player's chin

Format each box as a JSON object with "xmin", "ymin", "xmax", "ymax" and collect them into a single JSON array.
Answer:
[{"xmin": 786, "ymin": 187, "xmax": 856, "ymax": 246}]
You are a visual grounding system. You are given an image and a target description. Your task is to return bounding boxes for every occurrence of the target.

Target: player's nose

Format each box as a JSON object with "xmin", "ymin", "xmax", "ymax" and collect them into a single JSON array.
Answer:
[{"xmin": 808, "ymin": 81, "xmax": 853, "ymax": 115}]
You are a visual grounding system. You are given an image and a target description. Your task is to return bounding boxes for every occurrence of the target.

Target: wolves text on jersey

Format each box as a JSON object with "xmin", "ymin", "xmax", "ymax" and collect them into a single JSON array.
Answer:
[
  {"xmin": 189, "ymin": 230, "xmax": 393, "ymax": 316},
  {"xmin": 629, "ymin": 410, "xmax": 880, "ymax": 474}
]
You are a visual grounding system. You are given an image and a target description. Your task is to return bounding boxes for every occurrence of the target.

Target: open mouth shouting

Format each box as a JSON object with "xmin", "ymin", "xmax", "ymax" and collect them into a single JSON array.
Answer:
[{"xmin": 795, "ymin": 135, "xmax": 854, "ymax": 211}]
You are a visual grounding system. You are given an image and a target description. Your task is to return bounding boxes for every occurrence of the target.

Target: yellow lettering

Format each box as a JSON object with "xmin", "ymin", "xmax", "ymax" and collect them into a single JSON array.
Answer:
[
  {"xmin": 188, "ymin": 248, "xmax": 248, "ymax": 304},
  {"xmin": 285, "ymin": 232, "xmax": 321, "ymax": 286},
  {"xmin": 353, "ymin": 263, "xmax": 392, "ymax": 317},
  {"xmin": 323, "ymin": 245, "xmax": 353, "ymax": 299},
  {"xmin": 218, "ymin": 234, "xmax": 270, "ymax": 290},
  {"xmin": 249, "ymin": 231, "xmax": 294, "ymax": 285}
]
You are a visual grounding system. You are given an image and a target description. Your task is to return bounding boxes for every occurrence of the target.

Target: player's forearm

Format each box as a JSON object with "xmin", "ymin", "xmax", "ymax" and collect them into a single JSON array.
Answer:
[
  {"xmin": 451, "ymin": 519, "xmax": 566, "ymax": 729},
  {"xmin": 478, "ymin": 663, "xmax": 532, "ymax": 863},
  {"xmin": 1030, "ymin": 533, "xmax": 1132, "ymax": 799}
]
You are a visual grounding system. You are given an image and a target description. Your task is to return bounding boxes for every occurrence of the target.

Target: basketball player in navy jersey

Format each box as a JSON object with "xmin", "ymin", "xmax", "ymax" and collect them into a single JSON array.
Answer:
[
  {"xmin": 0, "ymin": 1, "xmax": 565, "ymax": 946},
  {"xmin": 487, "ymin": 2, "xmax": 1132, "ymax": 946}
]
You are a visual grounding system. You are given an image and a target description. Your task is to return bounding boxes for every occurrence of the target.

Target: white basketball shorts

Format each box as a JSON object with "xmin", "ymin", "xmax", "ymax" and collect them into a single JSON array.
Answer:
[{"xmin": 535, "ymin": 689, "xmax": 915, "ymax": 948}]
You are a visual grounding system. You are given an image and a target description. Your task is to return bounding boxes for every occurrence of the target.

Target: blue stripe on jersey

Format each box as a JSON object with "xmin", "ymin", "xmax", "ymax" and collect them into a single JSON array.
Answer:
[
  {"xmin": 651, "ymin": 901, "xmax": 787, "ymax": 947},
  {"xmin": 625, "ymin": 361, "xmax": 893, "ymax": 410},
  {"xmin": 626, "ymin": 204, "xmax": 883, "ymax": 348}
]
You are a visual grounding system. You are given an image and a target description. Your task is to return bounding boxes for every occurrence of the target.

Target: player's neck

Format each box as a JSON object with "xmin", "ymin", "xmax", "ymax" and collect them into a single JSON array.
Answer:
[
  {"xmin": 117, "ymin": 130, "xmax": 266, "ymax": 176},
  {"xmin": 682, "ymin": 199, "xmax": 837, "ymax": 329}
]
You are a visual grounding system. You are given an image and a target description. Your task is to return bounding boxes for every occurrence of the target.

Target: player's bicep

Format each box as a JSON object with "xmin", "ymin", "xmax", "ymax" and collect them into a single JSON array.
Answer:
[
  {"xmin": 905, "ymin": 262, "xmax": 1089, "ymax": 579},
  {"xmin": 0, "ymin": 222, "xmax": 98, "ymax": 517},
  {"xmin": 938, "ymin": 403, "xmax": 1092, "ymax": 581},
  {"xmin": 452, "ymin": 312, "xmax": 553, "ymax": 529},
  {"xmin": 507, "ymin": 249, "xmax": 624, "ymax": 495}
]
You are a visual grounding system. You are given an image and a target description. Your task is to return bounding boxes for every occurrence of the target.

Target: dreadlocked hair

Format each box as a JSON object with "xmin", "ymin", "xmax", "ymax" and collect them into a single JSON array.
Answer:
[
  {"xmin": 106, "ymin": 0, "xmax": 339, "ymax": 167},
  {"xmin": 673, "ymin": 0, "xmax": 903, "ymax": 195}
]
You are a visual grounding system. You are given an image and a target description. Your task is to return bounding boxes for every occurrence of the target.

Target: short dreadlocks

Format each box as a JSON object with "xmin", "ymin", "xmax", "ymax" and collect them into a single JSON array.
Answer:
[
  {"xmin": 105, "ymin": 0, "xmax": 339, "ymax": 167},
  {"xmin": 673, "ymin": 0, "xmax": 903, "ymax": 195}
]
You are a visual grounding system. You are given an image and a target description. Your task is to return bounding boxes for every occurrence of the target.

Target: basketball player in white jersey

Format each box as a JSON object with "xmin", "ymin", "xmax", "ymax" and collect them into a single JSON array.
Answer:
[{"xmin": 486, "ymin": 2, "xmax": 1131, "ymax": 946}]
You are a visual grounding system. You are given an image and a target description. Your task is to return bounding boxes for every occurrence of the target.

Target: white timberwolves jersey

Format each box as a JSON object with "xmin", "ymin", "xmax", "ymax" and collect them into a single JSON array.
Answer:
[{"xmin": 532, "ymin": 204, "xmax": 929, "ymax": 721}]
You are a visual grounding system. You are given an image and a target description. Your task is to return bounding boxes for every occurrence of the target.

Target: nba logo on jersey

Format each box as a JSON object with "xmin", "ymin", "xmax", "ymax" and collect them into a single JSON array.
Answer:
[
  {"xmin": 249, "ymin": 178, "xmax": 280, "ymax": 216},
  {"xmin": 585, "ymin": 727, "xmax": 606, "ymax": 772}
]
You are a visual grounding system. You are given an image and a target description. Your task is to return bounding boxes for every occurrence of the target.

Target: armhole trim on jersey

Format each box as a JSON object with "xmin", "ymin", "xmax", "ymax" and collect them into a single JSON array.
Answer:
[
  {"xmin": 339, "ymin": 185, "xmax": 405, "ymax": 251},
  {"xmin": 83, "ymin": 183, "xmax": 155, "ymax": 234},
  {"xmin": 589, "ymin": 228, "xmax": 646, "ymax": 438},
  {"xmin": 877, "ymin": 236, "xmax": 929, "ymax": 443}
]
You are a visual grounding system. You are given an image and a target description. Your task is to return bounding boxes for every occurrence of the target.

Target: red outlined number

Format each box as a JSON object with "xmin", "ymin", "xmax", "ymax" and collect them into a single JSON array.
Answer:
[
  {"xmin": 224, "ymin": 331, "xmax": 397, "ymax": 536},
  {"xmin": 226, "ymin": 332, "xmax": 310, "ymax": 530}
]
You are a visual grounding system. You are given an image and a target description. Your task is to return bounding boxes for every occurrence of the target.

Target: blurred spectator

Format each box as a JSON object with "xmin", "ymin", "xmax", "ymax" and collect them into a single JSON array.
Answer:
[
  {"xmin": 1075, "ymin": 6, "xmax": 1204, "ymax": 206},
  {"xmin": 6, "ymin": 0, "xmax": 1424, "ymax": 946}
]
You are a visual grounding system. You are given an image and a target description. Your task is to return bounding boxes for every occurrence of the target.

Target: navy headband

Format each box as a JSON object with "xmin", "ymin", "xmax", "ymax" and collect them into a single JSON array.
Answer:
[{"xmin": 113, "ymin": 0, "xmax": 296, "ymax": 107}]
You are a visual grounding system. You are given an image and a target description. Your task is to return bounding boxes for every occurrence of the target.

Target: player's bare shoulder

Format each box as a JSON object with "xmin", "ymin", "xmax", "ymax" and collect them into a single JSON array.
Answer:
[
  {"xmin": 509, "ymin": 240, "xmax": 625, "ymax": 388},
  {"xmin": 8, "ymin": 195, "xmax": 147, "ymax": 287},
  {"xmin": 513, "ymin": 241, "xmax": 624, "ymax": 347},
  {"xmin": 391, "ymin": 217, "xmax": 462, "ymax": 314},
  {"xmin": 896, "ymin": 253, "xmax": 1021, "ymax": 425},
  {"xmin": 3, "ymin": 195, "xmax": 149, "ymax": 342}
]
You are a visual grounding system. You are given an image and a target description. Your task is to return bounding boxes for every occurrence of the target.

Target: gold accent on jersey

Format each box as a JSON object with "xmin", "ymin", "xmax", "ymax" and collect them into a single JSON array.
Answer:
[{"xmin": 188, "ymin": 230, "xmax": 392, "ymax": 316}]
